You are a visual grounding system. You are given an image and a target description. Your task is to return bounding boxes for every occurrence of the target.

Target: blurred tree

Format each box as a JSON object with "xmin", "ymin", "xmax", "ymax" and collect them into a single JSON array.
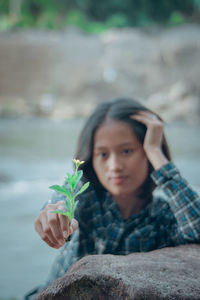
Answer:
[
  {"xmin": 69, "ymin": 0, "xmax": 195, "ymax": 24},
  {"xmin": 0, "ymin": 0, "xmax": 199, "ymax": 30},
  {"xmin": 9, "ymin": 0, "xmax": 23, "ymax": 16}
]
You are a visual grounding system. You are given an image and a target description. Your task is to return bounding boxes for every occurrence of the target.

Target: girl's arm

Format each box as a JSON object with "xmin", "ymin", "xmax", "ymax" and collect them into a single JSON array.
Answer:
[
  {"xmin": 151, "ymin": 162, "xmax": 200, "ymax": 243},
  {"xmin": 131, "ymin": 111, "xmax": 200, "ymax": 243}
]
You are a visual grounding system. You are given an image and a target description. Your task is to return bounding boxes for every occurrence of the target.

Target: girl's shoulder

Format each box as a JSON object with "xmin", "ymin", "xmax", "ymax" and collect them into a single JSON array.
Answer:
[{"xmin": 149, "ymin": 191, "xmax": 172, "ymax": 218}]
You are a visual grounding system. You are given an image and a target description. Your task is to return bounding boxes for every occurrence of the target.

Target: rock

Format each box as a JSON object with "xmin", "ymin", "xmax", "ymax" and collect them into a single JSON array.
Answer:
[
  {"xmin": 146, "ymin": 81, "xmax": 200, "ymax": 123},
  {"xmin": 35, "ymin": 244, "xmax": 200, "ymax": 300},
  {"xmin": 0, "ymin": 25, "xmax": 200, "ymax": 121}
]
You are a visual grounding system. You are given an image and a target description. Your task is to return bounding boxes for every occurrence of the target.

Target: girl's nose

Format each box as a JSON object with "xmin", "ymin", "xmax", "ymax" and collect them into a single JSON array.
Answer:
[{"xmin": 107, "ymin": 154, "xmax": 123, "ymax": 171}]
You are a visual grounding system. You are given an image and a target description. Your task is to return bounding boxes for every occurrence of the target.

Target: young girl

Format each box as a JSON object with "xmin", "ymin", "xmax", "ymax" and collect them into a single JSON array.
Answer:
[{"xmin": 33, "ymin": 98, "xmax": 200, "ymax": 293}]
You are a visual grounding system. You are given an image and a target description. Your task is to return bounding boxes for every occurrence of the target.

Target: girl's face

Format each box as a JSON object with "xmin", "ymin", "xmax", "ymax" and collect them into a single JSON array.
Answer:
[{"xmin": 92, "ymin": 118, "xmax": 149, "ymax": 199}]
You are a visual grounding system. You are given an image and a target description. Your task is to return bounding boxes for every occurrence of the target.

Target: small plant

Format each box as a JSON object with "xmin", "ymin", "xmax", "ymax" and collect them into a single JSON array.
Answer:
[{"xmin": 49, "ymin": 159, "xmax": 90, "ymax": 222}]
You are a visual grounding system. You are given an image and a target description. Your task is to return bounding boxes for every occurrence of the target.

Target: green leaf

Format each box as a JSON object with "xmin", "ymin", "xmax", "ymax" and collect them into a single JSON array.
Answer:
[
  {"xmin": 72, "ymin": 170, "xmax": 83, "ymax": 190},
  {"xmin": 74, "ymin": 170, "xmax": 83, "ymax": 182},
  {"xmin": 75, "ymin": 182, "xmax": 90, "ymax": 197},
  {"xmin": 62, "ymin": 187, "xmax": 72, "ymax": 200},
  {"xmin": 51, "ymin": 210, "xmax": 72, "ymax": 221},
  {"xmin": 65, "ymin": 199, "xmax": 71, "ymax": 211},
  {"xmin": 65, "ymin": 173, "xmax": 74, "ymax": 192},
  {"xmin": 73, "ymin": 200, "xmax": 79, "ymax": 213},
  {"xmin": 49, "ymin": 160, "xmax": 90, "ymax": 224},
  {"xmin": 66, "ymin": 170, "xmax": 83, "ymax": 192},
  {"xmin": 49, "ymin": 185, "xmax": 72, "ymax": 200},
  {"xmin": 51, "ymin": 210, "xmax": 67, "ymax": 216}
]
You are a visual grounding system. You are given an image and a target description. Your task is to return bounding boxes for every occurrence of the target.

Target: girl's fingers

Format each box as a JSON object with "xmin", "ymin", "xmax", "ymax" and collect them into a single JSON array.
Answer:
[
  {"xmin": 130, "ymin": 112, "xmax": 164, "ymax": 142},
  {"xmin": 69, "ymin": 218, "xmax": 79, "ymax": 235},
  {"xmin": 130, "ymin": 111, "xmax": 162, "ymax": 125},
  {"xmin": 34, "ymin": 200, "xmax": 77, "ymax": 248},
  {"xmin": 132, "ymin": 110, "xmax": 156, "ymax": 117},
  {"xmin": 130, "ymin": 114, "xmax": 146, "ymax": 124},
  {"xmin": 131, "ymin": 110, "xmax": 169, "ymax": 169},
  {"xmin": 58, "ymin": 213, "xmax": 70, "ymax": 239},
  {"xmin": 130, "ymin": 111, "xmax": 164, "ymax": 156},
  {"xmin": 56, "ymin": 202, "xmax": 71, "ymax": 239},
  {"xmin": 56, "ymin": 201, "xmax": 78, "ymax": 238},
  {"xmin": 47, "ymin": 209, "xmax": 65, "ymax": 245},
  {"xmin": 35, "ymin": 217, "xmax": 61, "ymax": 248}
]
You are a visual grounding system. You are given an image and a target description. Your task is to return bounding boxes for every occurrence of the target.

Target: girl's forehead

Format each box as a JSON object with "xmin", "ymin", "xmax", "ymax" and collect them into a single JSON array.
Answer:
[
  {"xmin": 99, "ymin": 118, "xmax": 130, "ymax": 128},
  {"xmin": 94, "ymin": 118, "xmax": 140, "ymax": 146},
  {"xmin": 98, "ymin": 118, "xmax": 133, "ymax": 131}
]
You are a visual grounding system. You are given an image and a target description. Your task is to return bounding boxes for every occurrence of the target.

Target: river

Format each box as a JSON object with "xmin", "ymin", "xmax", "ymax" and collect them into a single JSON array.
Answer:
[{"xmin": 0, "ymin": 118, "xmax": 199, "ymax": 299}]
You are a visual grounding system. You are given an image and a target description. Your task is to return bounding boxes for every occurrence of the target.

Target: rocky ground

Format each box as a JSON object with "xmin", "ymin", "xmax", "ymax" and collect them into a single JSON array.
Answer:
[
  {"xmin": 0, "ymin": 24, "xmax": 200, "ymax": 122},
  {"xmin": 36, "ymin": 244, "xmax": 200, "ymax": 300}
]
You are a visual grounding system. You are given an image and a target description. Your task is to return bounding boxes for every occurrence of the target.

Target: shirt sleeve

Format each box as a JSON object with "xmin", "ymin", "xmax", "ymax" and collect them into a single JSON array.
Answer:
[
  {"xmin": 45, "ymin": 229, "xmax": 80, "ymax": 285},
  {"xmin": 151, "ymin": 162, "xmax": 200, "ymax": 243}
]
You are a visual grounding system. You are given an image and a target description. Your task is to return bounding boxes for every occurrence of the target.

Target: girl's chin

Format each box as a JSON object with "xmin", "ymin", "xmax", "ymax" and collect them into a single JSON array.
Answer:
[
  {"xmin": 109, "ymin": 187, "xmax": 141, "ymax": 199},
  {"xmin": 110, "ymin": 190, "xmax": 136, "ymax": 199}
]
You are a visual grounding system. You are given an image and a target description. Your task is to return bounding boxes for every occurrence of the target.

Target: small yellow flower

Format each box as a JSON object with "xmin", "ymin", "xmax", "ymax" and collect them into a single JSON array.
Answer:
[
  {"xmin": 73, "ymin": 159, "xmax": 85, "ymax": 171},
  {"xmin": 73, "ymin": 159, "xmax": 85, "ymax": 165}
]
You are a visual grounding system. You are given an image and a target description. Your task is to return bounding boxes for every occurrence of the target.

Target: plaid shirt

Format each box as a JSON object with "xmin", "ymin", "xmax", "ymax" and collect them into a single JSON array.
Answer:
[{"xmin": 46, "ymin": 162, "xmax": 200, "ymax": 284}]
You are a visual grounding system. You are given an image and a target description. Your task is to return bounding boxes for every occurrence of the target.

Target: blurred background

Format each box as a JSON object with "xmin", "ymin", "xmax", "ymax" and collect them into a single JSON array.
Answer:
[{"xmin": 0, "ymin": 1, "xmax": 200, "ymax": 299}]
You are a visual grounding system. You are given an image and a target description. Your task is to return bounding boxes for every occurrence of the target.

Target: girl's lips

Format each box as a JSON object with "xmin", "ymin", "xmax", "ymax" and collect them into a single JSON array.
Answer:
[{"xmin": 111, "ymin": 176, "xmax": 127, "ymax": 185}]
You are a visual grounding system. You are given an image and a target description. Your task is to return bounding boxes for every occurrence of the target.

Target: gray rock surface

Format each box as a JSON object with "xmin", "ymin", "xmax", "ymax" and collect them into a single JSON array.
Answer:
[
  {"xmin": 0, "ymin": 25, "xmax": 200, "ymax": 121},
  {"xmin": 35, "ymin": 244, "xmax": 200, "ymax": 300}
]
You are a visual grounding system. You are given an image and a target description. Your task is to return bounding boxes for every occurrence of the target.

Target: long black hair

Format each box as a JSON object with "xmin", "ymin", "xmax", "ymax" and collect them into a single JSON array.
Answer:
[{"xmin": 75, "ymin": 98, "xmax": 171, "ymax": 200}]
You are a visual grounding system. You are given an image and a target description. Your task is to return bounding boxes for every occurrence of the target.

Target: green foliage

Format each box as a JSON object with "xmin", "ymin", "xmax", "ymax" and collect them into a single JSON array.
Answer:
[
  {"xmin": 65, "ymin": 10, "xmax": 109, "ymax": 33},
  {"xmin": 0, "ymin": 15, "xmax": 12, "ymax": 30},
  {"xmin": 0, "ymin": 0, "xmax": 199, "ymax": 31},
  {"xmin": 49, "ymin": 159, "xmax": 90, "ymax": 222},
  {"xmin": 106, "ymin": 13, "xmax": 129, "ymax": 28},
  {"xmin": 168, "ymin": 12, "xmax": 186, "ymax": 26}
]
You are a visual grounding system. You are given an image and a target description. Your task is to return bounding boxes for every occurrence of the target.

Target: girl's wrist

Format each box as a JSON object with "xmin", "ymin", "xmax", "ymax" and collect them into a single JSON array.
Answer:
[{"xmin": 147, "ymin": 148, "xmax": 169, "ymax": 170}]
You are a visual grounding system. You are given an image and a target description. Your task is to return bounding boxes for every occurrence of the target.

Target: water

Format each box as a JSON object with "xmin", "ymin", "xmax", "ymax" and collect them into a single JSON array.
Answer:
[
  {"xmin": 0, "ymin": 118, "xmax": 199, "ymax": 299},
  {"xmin": 0, "ymin": 117, "xmax": 84, "ymax": 300}
]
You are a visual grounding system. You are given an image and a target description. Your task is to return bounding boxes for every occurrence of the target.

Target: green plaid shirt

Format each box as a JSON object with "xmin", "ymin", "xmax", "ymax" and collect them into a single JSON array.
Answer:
[{"xmin": 47, "ymin": 162, "xmax": 200, "ymax": 284}]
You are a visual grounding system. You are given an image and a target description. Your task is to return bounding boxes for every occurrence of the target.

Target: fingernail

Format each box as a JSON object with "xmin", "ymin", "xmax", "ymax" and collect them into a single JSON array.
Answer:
[{"xmin": 63, "ymin": 231, "xmax": 68, "ymax": 239}]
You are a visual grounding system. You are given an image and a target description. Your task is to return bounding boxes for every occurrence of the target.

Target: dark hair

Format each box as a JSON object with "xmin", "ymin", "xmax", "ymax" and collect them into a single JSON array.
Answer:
[{"xmin": 75, "ymin": 98, "xmax": 171, "ymax": 200}]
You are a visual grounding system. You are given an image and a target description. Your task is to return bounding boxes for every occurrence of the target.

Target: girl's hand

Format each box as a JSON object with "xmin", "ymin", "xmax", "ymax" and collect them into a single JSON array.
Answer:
[
  {"xmin": 130, "ymin": 111, "xmax": 169, "ymax": 170},
  {"xmin": 34, "ymin": 200, "xmax": 78, "ymax": 249}
]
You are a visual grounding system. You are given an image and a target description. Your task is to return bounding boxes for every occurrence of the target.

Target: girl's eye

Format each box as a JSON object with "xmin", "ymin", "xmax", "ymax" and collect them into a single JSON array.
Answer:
[
  {"xmin": 100, "ymin": 152, "xmax": 107, "ymax": 158},
  {"xmin": 123, "ymin": 149, "xmax": 133, "ymax": 155}
]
